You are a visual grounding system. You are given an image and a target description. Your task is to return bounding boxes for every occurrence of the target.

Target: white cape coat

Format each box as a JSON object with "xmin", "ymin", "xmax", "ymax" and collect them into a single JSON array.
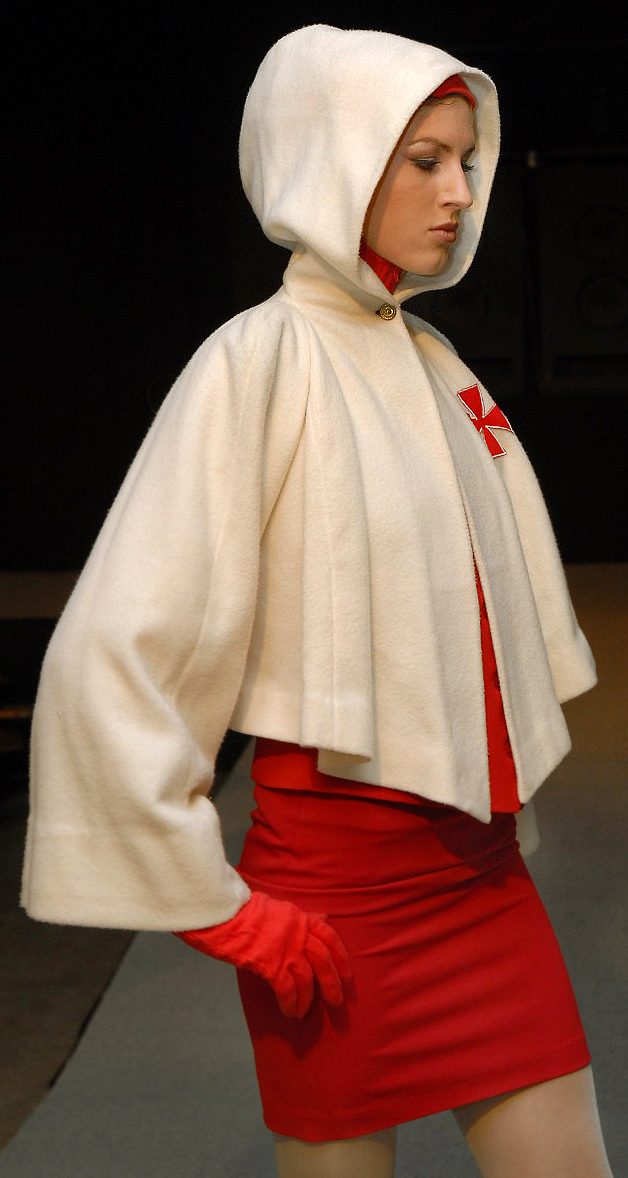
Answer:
[{"xmin": 22, "ymin": 26, "xmax": 596, "ymax": 930}]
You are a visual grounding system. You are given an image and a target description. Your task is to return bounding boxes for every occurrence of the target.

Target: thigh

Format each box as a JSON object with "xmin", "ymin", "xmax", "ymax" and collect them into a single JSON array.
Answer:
[
  {"xmin": 452, "ymin": 1066, "xmax": 614, "ymax": 1178},
  {"xmin": 273, "ymin": 1128, "xmax": 397, "ymax": 1178}
]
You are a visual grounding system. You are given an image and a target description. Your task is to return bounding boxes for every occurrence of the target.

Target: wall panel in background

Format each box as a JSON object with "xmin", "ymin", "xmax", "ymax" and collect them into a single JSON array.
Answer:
[{"xmin": 536, "ymin": 155, "xmax": 628, "ymax": 397}]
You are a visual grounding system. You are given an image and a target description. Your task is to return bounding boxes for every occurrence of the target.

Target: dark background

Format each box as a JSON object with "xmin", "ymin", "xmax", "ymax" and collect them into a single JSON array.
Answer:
[{"xmin": 3, "ymin": 1, "xmax": 627, "ymax": 570}]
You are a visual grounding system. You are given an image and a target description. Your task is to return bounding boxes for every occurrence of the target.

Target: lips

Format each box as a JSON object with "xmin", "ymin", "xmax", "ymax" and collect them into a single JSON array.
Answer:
[{"xmin": 430, "ymin": 222, "xmax": 458, "ymax": 243}]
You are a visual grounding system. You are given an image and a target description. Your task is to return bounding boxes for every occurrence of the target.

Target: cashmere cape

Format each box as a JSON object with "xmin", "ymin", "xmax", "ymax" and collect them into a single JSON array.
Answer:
[{"xmin": 22, "ymin": 26, "xmax": 596, "ymax": 930}]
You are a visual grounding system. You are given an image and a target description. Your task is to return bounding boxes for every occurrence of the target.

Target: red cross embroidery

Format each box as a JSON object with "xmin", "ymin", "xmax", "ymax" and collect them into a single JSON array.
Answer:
[{"xmin": 457, "ymin": 384, "xmax": 514, "ymax": 458}]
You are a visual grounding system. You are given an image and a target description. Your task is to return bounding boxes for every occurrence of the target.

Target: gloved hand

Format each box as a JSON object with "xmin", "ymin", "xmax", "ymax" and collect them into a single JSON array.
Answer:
[{"xmin": 174, "ymin": 890, "xmax": 351, "ymax": 1018}]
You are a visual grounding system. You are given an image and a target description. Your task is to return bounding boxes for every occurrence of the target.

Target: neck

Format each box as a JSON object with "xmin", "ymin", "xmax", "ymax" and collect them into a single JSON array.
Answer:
[{"xmin": 359, "ymin": 238, "xmax": 404, "ymax": 295}]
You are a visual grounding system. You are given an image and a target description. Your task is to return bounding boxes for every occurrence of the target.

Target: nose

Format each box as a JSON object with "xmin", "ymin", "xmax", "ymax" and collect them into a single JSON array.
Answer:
[
  {"xmin": 458, "ymin": 173, "xmax": 473, "ymax": 209},
  {"xmin": 442, "ymin": 162, "xmax": 473, "ymax": 210}
]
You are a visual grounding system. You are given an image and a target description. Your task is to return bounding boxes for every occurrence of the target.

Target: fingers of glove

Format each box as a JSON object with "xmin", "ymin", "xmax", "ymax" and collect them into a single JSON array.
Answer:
[
  {"xmin": 303, "ymin": 938, "xmax": 345, "ymax": 1006},
  {"xmin": 275, "ymin": 960, "xmax": 314, "ymax": 1018},
  {"xmin": 307, "ymin": 915, "xmax": 353, "ymax": 981}
]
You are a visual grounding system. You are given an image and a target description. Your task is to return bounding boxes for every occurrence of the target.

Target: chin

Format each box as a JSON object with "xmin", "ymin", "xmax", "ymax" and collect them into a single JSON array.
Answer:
[{"xmin": 401, "ymin": 250, "xmax": 449, "ymax": 277}]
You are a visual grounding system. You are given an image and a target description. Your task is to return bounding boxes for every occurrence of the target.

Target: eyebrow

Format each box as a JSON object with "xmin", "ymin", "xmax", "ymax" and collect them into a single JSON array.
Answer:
[{"xmin": 409, "ymin": 136, "xmax": 476, "ymax": 155}]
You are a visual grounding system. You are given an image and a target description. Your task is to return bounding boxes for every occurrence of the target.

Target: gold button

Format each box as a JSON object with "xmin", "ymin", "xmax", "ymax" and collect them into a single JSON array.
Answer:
[{"xmin": 378, "ymin": 303, "xmax": 396, "ymax": 320}]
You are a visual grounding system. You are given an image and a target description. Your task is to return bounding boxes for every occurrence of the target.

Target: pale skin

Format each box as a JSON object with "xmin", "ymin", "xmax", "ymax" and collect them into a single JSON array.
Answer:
[
  {"xmin": 273, "ymin": 98, "xmax": 615, "ymax": 1178},
  {"xmin": 363, "ymin": 94, "xmax": 475, "ymax": 277}
]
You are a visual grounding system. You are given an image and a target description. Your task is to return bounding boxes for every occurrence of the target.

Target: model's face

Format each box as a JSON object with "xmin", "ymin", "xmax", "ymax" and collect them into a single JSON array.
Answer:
[{"xmin": 363, "ymin": 97, "xmax": 476, "ymax": 276}]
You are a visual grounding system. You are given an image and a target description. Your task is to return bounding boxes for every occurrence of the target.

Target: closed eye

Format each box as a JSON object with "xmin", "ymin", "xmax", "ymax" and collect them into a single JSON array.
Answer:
[{"xmin": 412, "ymin": 158, "xmax": 475, "ymax": 173}]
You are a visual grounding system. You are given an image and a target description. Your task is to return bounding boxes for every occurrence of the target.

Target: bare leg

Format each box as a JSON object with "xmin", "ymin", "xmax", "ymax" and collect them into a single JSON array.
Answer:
[
  {"xmin": 452, "ymin": 1066, "xmax": 613, "ymax": 1178},
  {"xmin": 274, "ymin": 1127, "xmax": 397, "ymax": 1178}
]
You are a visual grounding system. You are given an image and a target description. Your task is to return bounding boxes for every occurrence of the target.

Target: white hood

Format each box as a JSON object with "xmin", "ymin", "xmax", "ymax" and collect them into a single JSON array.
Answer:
[{"xmin": 239, "ymin": 24, "xmax": 500, "ymax": 300}]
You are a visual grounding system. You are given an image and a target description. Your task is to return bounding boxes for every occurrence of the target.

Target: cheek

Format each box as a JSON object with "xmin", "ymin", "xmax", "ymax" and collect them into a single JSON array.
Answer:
[
  {"xmin": 389, "ymin": 179, "xmax": 431, "ymax": 238},
  {"xmin": 364, "ymin": 167, "xmax": 434, "ymax": 257}
]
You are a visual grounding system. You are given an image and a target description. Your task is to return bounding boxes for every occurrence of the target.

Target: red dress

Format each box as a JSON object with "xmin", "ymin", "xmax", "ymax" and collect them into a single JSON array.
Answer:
[{"xmin": 235, "ymin": 247, "xmax": 590, "ymax": 1142}]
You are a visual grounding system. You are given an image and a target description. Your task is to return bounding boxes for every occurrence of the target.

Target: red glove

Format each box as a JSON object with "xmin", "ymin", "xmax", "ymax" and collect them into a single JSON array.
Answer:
[{"xmin": 174, "ymin": 891, "xmax": 352, "ymax": 1018}]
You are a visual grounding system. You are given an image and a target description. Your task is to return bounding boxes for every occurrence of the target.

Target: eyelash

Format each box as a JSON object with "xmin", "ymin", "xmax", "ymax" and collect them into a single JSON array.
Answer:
[{"xmin": 413, "ymin": 159, "xmax": 475, "ymax": 173}]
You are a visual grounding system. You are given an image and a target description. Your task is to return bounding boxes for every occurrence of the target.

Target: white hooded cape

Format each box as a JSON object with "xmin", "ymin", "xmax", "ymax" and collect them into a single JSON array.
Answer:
[{"xmin": 22, "ymin": 26, "xmax": 596, "ymax": 930}]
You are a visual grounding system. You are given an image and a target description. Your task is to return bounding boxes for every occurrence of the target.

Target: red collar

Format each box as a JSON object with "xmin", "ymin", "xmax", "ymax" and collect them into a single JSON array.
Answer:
[{"xmin": 359, "ymin": 238, "xmax": 403, "ymax": 295}]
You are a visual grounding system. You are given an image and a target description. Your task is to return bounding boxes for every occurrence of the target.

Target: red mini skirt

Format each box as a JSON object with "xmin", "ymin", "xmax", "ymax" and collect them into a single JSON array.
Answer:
[{"xmin": 237, "ymin": 784, "xmax": 590, "ymax": 1142}]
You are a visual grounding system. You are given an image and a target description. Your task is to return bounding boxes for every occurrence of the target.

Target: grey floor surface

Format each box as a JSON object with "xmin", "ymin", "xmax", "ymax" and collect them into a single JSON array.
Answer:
[{"xmin": 0, "ymin": 564, "xmax": 626, "ymax": 1176}]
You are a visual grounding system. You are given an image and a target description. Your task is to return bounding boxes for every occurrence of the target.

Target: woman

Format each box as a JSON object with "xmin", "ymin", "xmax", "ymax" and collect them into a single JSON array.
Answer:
[{"xmin": 23, "ymin": 25, "xmax": 613, "ymax": 1178}]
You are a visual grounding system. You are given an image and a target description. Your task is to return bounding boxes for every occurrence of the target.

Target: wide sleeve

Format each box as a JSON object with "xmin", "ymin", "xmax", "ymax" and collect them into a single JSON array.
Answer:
[{"xmin": 21, "ymin": 307, "xmax": 307, "ymax": 930}]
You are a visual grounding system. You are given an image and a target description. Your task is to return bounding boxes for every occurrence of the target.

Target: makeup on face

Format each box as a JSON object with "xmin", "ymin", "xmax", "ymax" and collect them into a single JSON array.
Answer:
[{"xmin": 363, "ymin": 96, "xmax": 476, "ymax": 276}]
